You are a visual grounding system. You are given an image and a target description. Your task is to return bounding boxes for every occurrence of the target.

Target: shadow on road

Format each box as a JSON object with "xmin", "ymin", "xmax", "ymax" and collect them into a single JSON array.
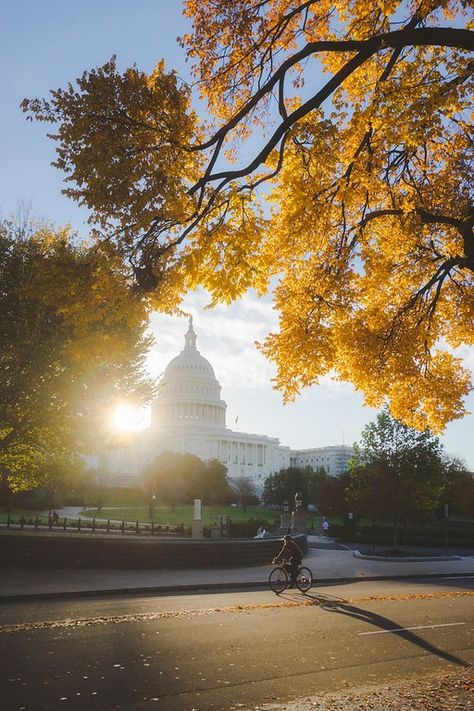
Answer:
[{"xmin": 299, "ymin": 591, "xmax": 469, "ymax": 667}]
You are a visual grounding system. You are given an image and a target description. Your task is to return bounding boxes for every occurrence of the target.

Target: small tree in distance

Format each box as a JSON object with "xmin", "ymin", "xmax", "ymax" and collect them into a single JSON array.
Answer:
[
  {"xmin": 142, "ymin": 451, "xmax": 195, "ymax": 512},
  {"xmin": 317, "ymin": 473, "xmax": 351, "ymax": 519},
  {"xmin": 142, "ymin": 451, "xmax": 233, "ymax": 513},
  {"xmin": 348, "ymin": 407, "xmax": 446, "ymax": 547},
  {"xmin": 262, "ymin": 468, "xmax": 307, "ymax": 510},
  {"xmin": 231, "ymin": 477, "xmax": 259, "ymax": 513},
  {"xmin": 199, "ymin": 459, "xmax": 234, "ymax": 505},
  {"xmin": 441, "ymin": 457, "xmax": 474, "ymax": 519},
  {"xmin": 262, "ymin": 466, "xmax": 329, "ymax": 510}
]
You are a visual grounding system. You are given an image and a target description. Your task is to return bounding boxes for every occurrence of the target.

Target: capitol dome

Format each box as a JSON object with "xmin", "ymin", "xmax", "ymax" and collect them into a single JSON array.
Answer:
[{"xmin": 151, "ymin": 317, "xmax": 227, "ymax": 429}]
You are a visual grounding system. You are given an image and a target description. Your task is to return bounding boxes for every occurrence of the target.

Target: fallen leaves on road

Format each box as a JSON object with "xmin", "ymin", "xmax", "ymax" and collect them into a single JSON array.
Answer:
[
  {"xmin": 1, "ymin": 590, "xmax": 472, "ymax": 635},
  {"xmin": 244, "ymin": 668, "xmax": 473, "ymax": 711}
]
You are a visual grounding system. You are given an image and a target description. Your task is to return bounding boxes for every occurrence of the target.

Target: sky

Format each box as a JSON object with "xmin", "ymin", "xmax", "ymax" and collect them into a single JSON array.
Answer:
[{"xmin": 1, "ymin": 1, "xmax": 473, "ymax": 467}]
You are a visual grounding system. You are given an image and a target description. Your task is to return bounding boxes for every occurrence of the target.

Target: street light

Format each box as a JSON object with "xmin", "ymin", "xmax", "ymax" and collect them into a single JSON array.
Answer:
[{"xmin": 149, "ymin": 493, "xmax": 156, "ymax": 521}]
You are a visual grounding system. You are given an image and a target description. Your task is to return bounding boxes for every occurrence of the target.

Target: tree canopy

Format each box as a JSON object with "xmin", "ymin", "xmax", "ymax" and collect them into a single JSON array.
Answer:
[
  {"xmin": 230, "ymin": 476, "xmax": 260, "ymax": 511},
  {"xmin": 23, "ymin": 0, "xmax": 474, "ymax": 431},
  {"xmin": 316, "ymin": 473, "xmax": 351, "ymax": 517},
  {"xmin": 0, "ymin": 219, "xmax": 155, "ymax": 495},
  {"xmin": 441, "ymin": 456, "xmax": 474, "ymax": 518},
  {"xmin": 262, "ymin": 466, "xmax": 327, "ymax": 508},
  {"xmin": 142, "ymin": 451, "xmax": 233, "ymax": 508},
  {"xmin": 348, "ymin": 407, "xmax": 448, "ymax": 542}
]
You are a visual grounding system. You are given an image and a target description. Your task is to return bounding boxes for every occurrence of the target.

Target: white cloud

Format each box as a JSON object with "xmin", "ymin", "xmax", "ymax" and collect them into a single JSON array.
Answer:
[
  {"xmin": 147, "ymin": 290, "xmax": 277, "ymax": 390},
  {"xmin": 453, "ymin": 344, "xmax": 474, "ymax": 372}
]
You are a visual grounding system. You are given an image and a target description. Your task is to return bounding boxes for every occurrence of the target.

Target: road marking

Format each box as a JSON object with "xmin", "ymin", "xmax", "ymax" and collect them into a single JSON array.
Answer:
[{"xmin": 359, "ymin": 622, "xmax": 466, "ymax": 636}]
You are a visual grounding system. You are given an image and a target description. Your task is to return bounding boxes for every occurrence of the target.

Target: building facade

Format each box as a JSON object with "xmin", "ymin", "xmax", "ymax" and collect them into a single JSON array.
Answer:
[
  {"xmin": 290, "ymin": 446, "xmax": 354, "ymax": 477},
  {"xmin": 102, "ymin": 318, "xmax": 353, "ymax": 490}
]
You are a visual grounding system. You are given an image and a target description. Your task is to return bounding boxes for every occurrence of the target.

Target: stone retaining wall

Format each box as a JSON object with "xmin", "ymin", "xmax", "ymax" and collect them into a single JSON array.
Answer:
[{"xmin": 0, "ymin": 531, "xmax": 307, "ymax": 569}]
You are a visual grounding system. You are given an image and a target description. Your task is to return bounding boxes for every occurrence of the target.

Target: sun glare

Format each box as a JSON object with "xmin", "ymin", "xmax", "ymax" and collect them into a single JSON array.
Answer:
[{"xmin": 112, "ymin": 404, "xmax": 148, "ymax": 432}]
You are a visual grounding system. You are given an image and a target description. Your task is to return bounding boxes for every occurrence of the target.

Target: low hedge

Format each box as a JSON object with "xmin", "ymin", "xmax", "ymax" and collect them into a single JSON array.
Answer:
[{"xmin": 332, "ymin": 520, "xmax": 474, "ymax": 547}]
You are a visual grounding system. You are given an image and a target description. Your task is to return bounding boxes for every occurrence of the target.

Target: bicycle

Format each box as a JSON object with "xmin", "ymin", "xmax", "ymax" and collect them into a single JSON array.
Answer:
[{"xmin": 268, "ymin": 561, "xmax": 313, "ymax": 594}]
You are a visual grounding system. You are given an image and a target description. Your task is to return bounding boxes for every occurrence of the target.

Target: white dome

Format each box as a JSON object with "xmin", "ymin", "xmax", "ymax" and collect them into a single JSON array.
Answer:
[
  {"xmin": 151, "ymin": 317, "xmax": 227, "ymax": 429},
  {"xmin": 164, "ymin": 348, "xmax": 216, "ymax": 382}
]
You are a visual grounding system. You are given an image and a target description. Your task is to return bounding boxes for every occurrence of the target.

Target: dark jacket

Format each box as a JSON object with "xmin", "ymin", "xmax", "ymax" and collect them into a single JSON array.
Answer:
[{"xmin": 275, "ymin": 538, "xmax": 303, "ymax": 564}]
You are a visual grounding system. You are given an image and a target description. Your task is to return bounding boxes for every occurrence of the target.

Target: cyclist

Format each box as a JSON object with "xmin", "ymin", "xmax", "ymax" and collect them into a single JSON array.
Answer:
[{"xmin": 273, "ymin": 534, "xmax": 303, "ymax": 587}]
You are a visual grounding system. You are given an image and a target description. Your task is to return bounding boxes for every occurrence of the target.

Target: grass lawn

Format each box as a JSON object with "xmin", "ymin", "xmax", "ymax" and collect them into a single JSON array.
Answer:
[
  {"xmin": 0, "ymin": 503, "xmax": 325, "ymax": 529},
  {"xmin": 81, "ymin": 504, "xmax": 323, "ymax": 528}
]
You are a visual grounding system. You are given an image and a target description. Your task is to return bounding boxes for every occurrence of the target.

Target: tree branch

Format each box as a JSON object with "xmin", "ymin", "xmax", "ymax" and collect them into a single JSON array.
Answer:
[
  {"xmin": 192, "ymin": 27, "xmax": 473, "ymax": 156},
  {"xmin": 190, "ymin": 27, "xmax": 473, "ymax": 198}
]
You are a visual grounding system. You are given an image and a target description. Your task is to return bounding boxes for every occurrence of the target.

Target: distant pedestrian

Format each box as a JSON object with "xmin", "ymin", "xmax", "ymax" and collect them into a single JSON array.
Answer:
[{"xmin": 322, "ymin": 518, "xmax": 329, "ymax": 535}]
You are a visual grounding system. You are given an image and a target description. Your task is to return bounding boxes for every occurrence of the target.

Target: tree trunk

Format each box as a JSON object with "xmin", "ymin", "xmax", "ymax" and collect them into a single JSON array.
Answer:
[
  {"xmin": 0, "ymin": 471, "xmax": 14, "ymax": 511},
  {"xmin": 5, "ymin": 488, "xmax": 14, "ymax": 512}
]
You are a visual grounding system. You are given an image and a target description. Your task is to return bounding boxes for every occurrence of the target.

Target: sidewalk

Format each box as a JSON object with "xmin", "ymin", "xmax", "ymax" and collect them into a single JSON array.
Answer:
[{"xmin": 2, "ymin": 545, "xmax": 473, "ymax": 602}]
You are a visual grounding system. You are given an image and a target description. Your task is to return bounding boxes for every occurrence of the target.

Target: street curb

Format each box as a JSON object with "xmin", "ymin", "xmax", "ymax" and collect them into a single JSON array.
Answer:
[
  {"xmin": 353, "ymin": 551, "xmax": 463, "ymax": 562},
  {"xmin": 1, "ymin": 571, "xmax": 473, "ymax": 603},
  {"xmin": 0, "ymin": 581, "xmax": 269, "ymax": 603}
]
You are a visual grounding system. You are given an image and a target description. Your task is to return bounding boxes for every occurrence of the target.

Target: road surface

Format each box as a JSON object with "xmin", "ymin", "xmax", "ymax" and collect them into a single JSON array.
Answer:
[{"xmin": 1, "ymin": 577, "xmax": 472, "ymax": 710}]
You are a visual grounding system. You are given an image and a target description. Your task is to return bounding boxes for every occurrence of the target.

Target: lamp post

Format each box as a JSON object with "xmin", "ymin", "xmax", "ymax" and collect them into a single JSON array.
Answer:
[
  {"xmin": 444, "ymin": 502, "xmax": 449, "ymax": 548},
  {"xmin": 280, "ymin": 500, "xmax": 291, "ymax": 533},
  {"xmin": 149, "ymin": 493, "xmax": 156, "ymax": 521}
]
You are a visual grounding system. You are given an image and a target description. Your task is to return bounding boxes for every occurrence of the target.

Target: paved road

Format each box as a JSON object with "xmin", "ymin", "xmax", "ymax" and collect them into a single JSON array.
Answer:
[{"xmin": 1, "ymin": 577, "xmax": 472, "ymax": 710}]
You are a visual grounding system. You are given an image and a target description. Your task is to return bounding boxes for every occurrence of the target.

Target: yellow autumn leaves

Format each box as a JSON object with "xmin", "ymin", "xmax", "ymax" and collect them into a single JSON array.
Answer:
[{"xmin": 23, "ymin": 0, "xmax": 473, "ymax": 432}]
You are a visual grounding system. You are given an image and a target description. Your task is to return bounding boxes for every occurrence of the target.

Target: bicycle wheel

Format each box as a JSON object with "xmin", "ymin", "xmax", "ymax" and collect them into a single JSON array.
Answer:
[
  {"xmin": 295, "ymin": 566, "xmax": 313, "ymax": 593},
  {"xmin": 268, "ymin": 566, "xmax": 289, "ymax": 594}
]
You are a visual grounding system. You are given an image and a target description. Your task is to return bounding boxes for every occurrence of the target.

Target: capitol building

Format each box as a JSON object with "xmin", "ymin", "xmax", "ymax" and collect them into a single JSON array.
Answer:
[{"xmin": 101, "ymin": 318, "xmax": 354, "ymax": 491}]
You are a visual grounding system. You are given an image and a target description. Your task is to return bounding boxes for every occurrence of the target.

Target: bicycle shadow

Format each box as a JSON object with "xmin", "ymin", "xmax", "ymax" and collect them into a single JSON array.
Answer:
[{"xmin": 298, "ymin": 591, "xmax": 468, "ymax": 667}]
